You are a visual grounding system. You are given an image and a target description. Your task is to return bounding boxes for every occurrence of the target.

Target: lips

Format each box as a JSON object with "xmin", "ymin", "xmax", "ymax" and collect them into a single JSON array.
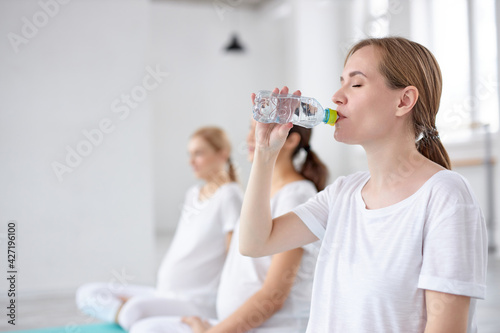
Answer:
[{"xmin": 336, "ymin": 111, "xmax": 346, "ymax": 122}]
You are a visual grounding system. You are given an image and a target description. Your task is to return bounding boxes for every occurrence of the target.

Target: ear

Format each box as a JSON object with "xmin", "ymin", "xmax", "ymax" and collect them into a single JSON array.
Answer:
[
  {"xmin": 283, "ymin": 132, "xmax": 301, "ymax": 150},
  {"xmin": 396, "ymin": 86, "xmax": 418, "ymax": 117},
  {"xmin": 218, "ymin": 148, "xmax": 230, "ymax": 162}
]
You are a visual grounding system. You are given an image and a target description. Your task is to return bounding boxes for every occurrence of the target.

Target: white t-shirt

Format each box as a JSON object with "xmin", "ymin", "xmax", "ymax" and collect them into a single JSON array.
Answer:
[
  {"xmin": 217, "ymin": 180, "xmax": 319, "ymax": 333},
  {"xmin": 293, "ymin": 170, "xmax": 488, "ymax": 333},
  {"xmin": 157, "ymin": 182, "xmax": 243, "ymax": 308}
]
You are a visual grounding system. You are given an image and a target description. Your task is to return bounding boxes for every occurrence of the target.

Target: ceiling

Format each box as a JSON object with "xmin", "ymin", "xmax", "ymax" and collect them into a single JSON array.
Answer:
[{"xmin": 153, "ymin": 0, "xmax": 272, "ymax": 9}]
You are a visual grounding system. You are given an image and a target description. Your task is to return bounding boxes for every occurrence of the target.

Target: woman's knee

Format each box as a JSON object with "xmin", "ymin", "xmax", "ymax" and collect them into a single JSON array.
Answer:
[
  {"xmin": 76, "ymin": 282, "xmax": 123, "ymax": 322},
  {"xmin": 117, "ymin": 296, "xmax": 149, "ymax": 330},
  {"xmin": 76, "ymin": 282, "xmax": 109, "ymax": 308}
]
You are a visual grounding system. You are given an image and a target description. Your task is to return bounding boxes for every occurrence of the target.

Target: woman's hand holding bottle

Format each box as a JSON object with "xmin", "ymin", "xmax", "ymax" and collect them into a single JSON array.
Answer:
[{"xmin": 251, "ymin": 86, "xmax": 299, "ymax": 156}]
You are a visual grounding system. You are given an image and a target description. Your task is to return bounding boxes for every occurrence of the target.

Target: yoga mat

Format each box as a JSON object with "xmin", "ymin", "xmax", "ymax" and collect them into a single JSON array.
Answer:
[{"xmin": 4, "ymin": 323, "xmax": 126, "ymax": 333}]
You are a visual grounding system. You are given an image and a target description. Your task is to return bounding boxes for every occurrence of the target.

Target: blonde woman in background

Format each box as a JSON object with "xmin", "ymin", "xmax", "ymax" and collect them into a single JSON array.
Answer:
[{"xmin": 76, "ymin": 126, "xmax": 243, "ymax": 330}]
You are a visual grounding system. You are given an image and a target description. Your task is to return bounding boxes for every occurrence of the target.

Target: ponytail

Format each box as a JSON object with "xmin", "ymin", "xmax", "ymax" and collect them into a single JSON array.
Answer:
[
  {"xmin": 416, "ymin": 128, "xmax": 451, "ymax": 170},
  {"xmin": 300, "ymin": 147, "xmax": 328, "ymax": 191},
  {"xmin": 288, "ymin": 126, "xmax": 329, "ymax": 192},
  {"xmin": 227, "ymin": 158, "xmax": 238, "ymax": 183}
]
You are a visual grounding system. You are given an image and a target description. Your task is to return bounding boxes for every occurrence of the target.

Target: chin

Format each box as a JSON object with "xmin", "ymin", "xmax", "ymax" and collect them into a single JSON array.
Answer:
[
  {"xmin": 334, "ymin": 130, "xmax": 359, "ymax": 145},
  {"xmin": 333, "ymin": 130, "xmax": 345, "ymax": 143}
]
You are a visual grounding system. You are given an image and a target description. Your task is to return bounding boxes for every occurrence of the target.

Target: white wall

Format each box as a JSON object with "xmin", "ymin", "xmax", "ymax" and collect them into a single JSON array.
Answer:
[{"xmin": 0, "ymin": 0, "xmax": 156, "ymax": 295}]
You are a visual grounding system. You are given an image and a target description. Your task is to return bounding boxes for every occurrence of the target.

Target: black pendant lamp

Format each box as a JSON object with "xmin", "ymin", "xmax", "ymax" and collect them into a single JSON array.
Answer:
[{"xmin": 225, "ymin": 33, "xmax": 245, "ymax": 53}]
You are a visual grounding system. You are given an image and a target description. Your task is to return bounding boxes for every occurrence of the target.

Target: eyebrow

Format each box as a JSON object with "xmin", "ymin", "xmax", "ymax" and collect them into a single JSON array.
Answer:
[{"xmin": 340, "ymin": 71, "xmax": 367, "ymax": 82}]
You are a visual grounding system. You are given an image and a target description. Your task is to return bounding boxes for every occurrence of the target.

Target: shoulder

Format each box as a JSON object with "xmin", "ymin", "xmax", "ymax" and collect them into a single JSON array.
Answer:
[
  {"xmin": 274, "ymin": 180, "xmax": 318, "ymax": 204},
  {"xmin": 427, "ymin": 170, "xmax": 478, "ymax": 205},
  {"xmin": 344, "ymin": 170, "xmax": 370, "ymax": 185},
  {"xmin": 219, "ymin": 182, "xmax": 243, "ymax": 194},
  {"xmin": 215, "ymin": 182, "xmax": 244, "ymax": 200},
  {"xmin": 293, "ymin": 171, "xmax": 368, "ymax": 209},
  {"xmin": 285, "ymin": 179, "xmax": 318, "ymax": 195},
  {"xmin": 185, "ymin": 184, "xmax": 200, "ymax": 198},
  {"xmin": 423, "ymin": 170, "xmax": 483, "ymax": 223},
  {"xmin": 322, "ymin": 171, "xmax": 369, "ymax": 194},
  {"xmin": 272, "ymin": 180, "xmax": 319, "ymax": 216}
]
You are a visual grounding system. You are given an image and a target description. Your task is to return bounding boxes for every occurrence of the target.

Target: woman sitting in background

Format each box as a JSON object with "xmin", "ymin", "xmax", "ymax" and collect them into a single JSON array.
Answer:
[
  {"xmin": 76, "ymin": 126, "xmax": 243, "ymax": 330},
  {"xmin": 128, "ymin": 120, "xmax": 328, "ymax": 333}
]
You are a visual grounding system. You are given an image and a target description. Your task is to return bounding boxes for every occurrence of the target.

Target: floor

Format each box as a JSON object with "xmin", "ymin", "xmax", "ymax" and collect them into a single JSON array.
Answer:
[{"xmin": 2, "ymin": 235, "xmax": 499, "ymax": 332}]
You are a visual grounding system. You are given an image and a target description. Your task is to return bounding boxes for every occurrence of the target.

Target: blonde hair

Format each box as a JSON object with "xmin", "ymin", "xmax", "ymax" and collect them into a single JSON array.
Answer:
[
  {"xmin": 346, "ymin": 37, "xmax": 451, "ymax": 170},
  {"xmin": 191, "ymin": 126, "xmax": 238, "ymax": 182}
]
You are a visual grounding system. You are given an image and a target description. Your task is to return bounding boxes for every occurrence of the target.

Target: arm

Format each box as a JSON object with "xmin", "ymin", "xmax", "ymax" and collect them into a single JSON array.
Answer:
[
  {"xmin": 239, "ymin": 87, "xmax": 318, "ymax": 257},
  {"xmin": 225, "ymin": 231, "xmax": 233, "ymax": 253},
  {"xmin": 424, "ymin": 290, "xmax": 470, "ymax": 333},
  {"xmin": 184, "ymin": 247, "xmax": 305, "ymax": 333}
]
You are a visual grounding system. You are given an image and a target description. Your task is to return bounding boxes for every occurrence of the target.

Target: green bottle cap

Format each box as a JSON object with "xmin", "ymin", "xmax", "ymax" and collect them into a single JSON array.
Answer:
[{"xmin": 324, "ymin": 108, "xmax": 338, "ymax": 126}]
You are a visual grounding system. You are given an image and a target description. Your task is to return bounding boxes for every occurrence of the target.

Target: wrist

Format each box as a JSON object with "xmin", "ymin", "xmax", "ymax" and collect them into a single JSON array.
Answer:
[{"xmin": 254, "ymin": 146, "xmax": 279, "ymax": 164}]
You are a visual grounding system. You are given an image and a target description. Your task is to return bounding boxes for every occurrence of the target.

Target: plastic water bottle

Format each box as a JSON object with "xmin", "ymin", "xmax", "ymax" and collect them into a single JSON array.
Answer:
[{"xmin": 253, "ymin": 90, "xmax": 337, "ymax": 128}]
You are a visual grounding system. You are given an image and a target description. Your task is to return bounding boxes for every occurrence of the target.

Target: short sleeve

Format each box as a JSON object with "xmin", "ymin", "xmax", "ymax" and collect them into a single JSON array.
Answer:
[
  {"xmin": 219, "ymin": 184, "xmax": 244, "ymax": 234},
  {"xmin": 418, "ymin": 175, "xmax": 488, "ymax": 299},
  {"xmin": 293, "ymin": 176, "xmax": 346, "ymax": 241}
]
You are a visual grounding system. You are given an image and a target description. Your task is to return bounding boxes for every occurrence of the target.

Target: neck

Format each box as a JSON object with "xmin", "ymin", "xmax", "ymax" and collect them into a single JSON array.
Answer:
[
  {"xmin": 271, "ymin": 153, "xmax": 304, "ymax": 196},
  {"xmin": 363, "ymin": 133, "xmax": 426, "ymax": 190},
  {"xmin": 200, "ymin": 171, "xmax": 231, "ymax": 200}
]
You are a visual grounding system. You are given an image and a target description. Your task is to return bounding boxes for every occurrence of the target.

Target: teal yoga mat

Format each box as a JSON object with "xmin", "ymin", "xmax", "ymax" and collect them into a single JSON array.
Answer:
[{"xmin": 4, "ymin": 323, "xmax": 126, "ymax": 333}]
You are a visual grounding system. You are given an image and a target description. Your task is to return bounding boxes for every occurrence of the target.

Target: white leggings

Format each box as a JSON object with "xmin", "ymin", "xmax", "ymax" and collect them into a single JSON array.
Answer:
[{"xmin": 76, "ymin": 282, "xmax": 215, "ymax": 331}]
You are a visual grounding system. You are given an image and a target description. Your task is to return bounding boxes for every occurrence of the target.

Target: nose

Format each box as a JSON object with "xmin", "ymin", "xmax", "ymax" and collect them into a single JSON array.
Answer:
[{"xmin": 332, "ymin": 87, "xmax": 346, "ymax": 106}]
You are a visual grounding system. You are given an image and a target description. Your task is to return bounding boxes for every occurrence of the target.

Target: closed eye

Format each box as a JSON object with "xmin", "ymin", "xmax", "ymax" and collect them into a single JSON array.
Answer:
[{"xmin": 352, "ymin": 84, "xmax": 362, "ymax": 87}]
